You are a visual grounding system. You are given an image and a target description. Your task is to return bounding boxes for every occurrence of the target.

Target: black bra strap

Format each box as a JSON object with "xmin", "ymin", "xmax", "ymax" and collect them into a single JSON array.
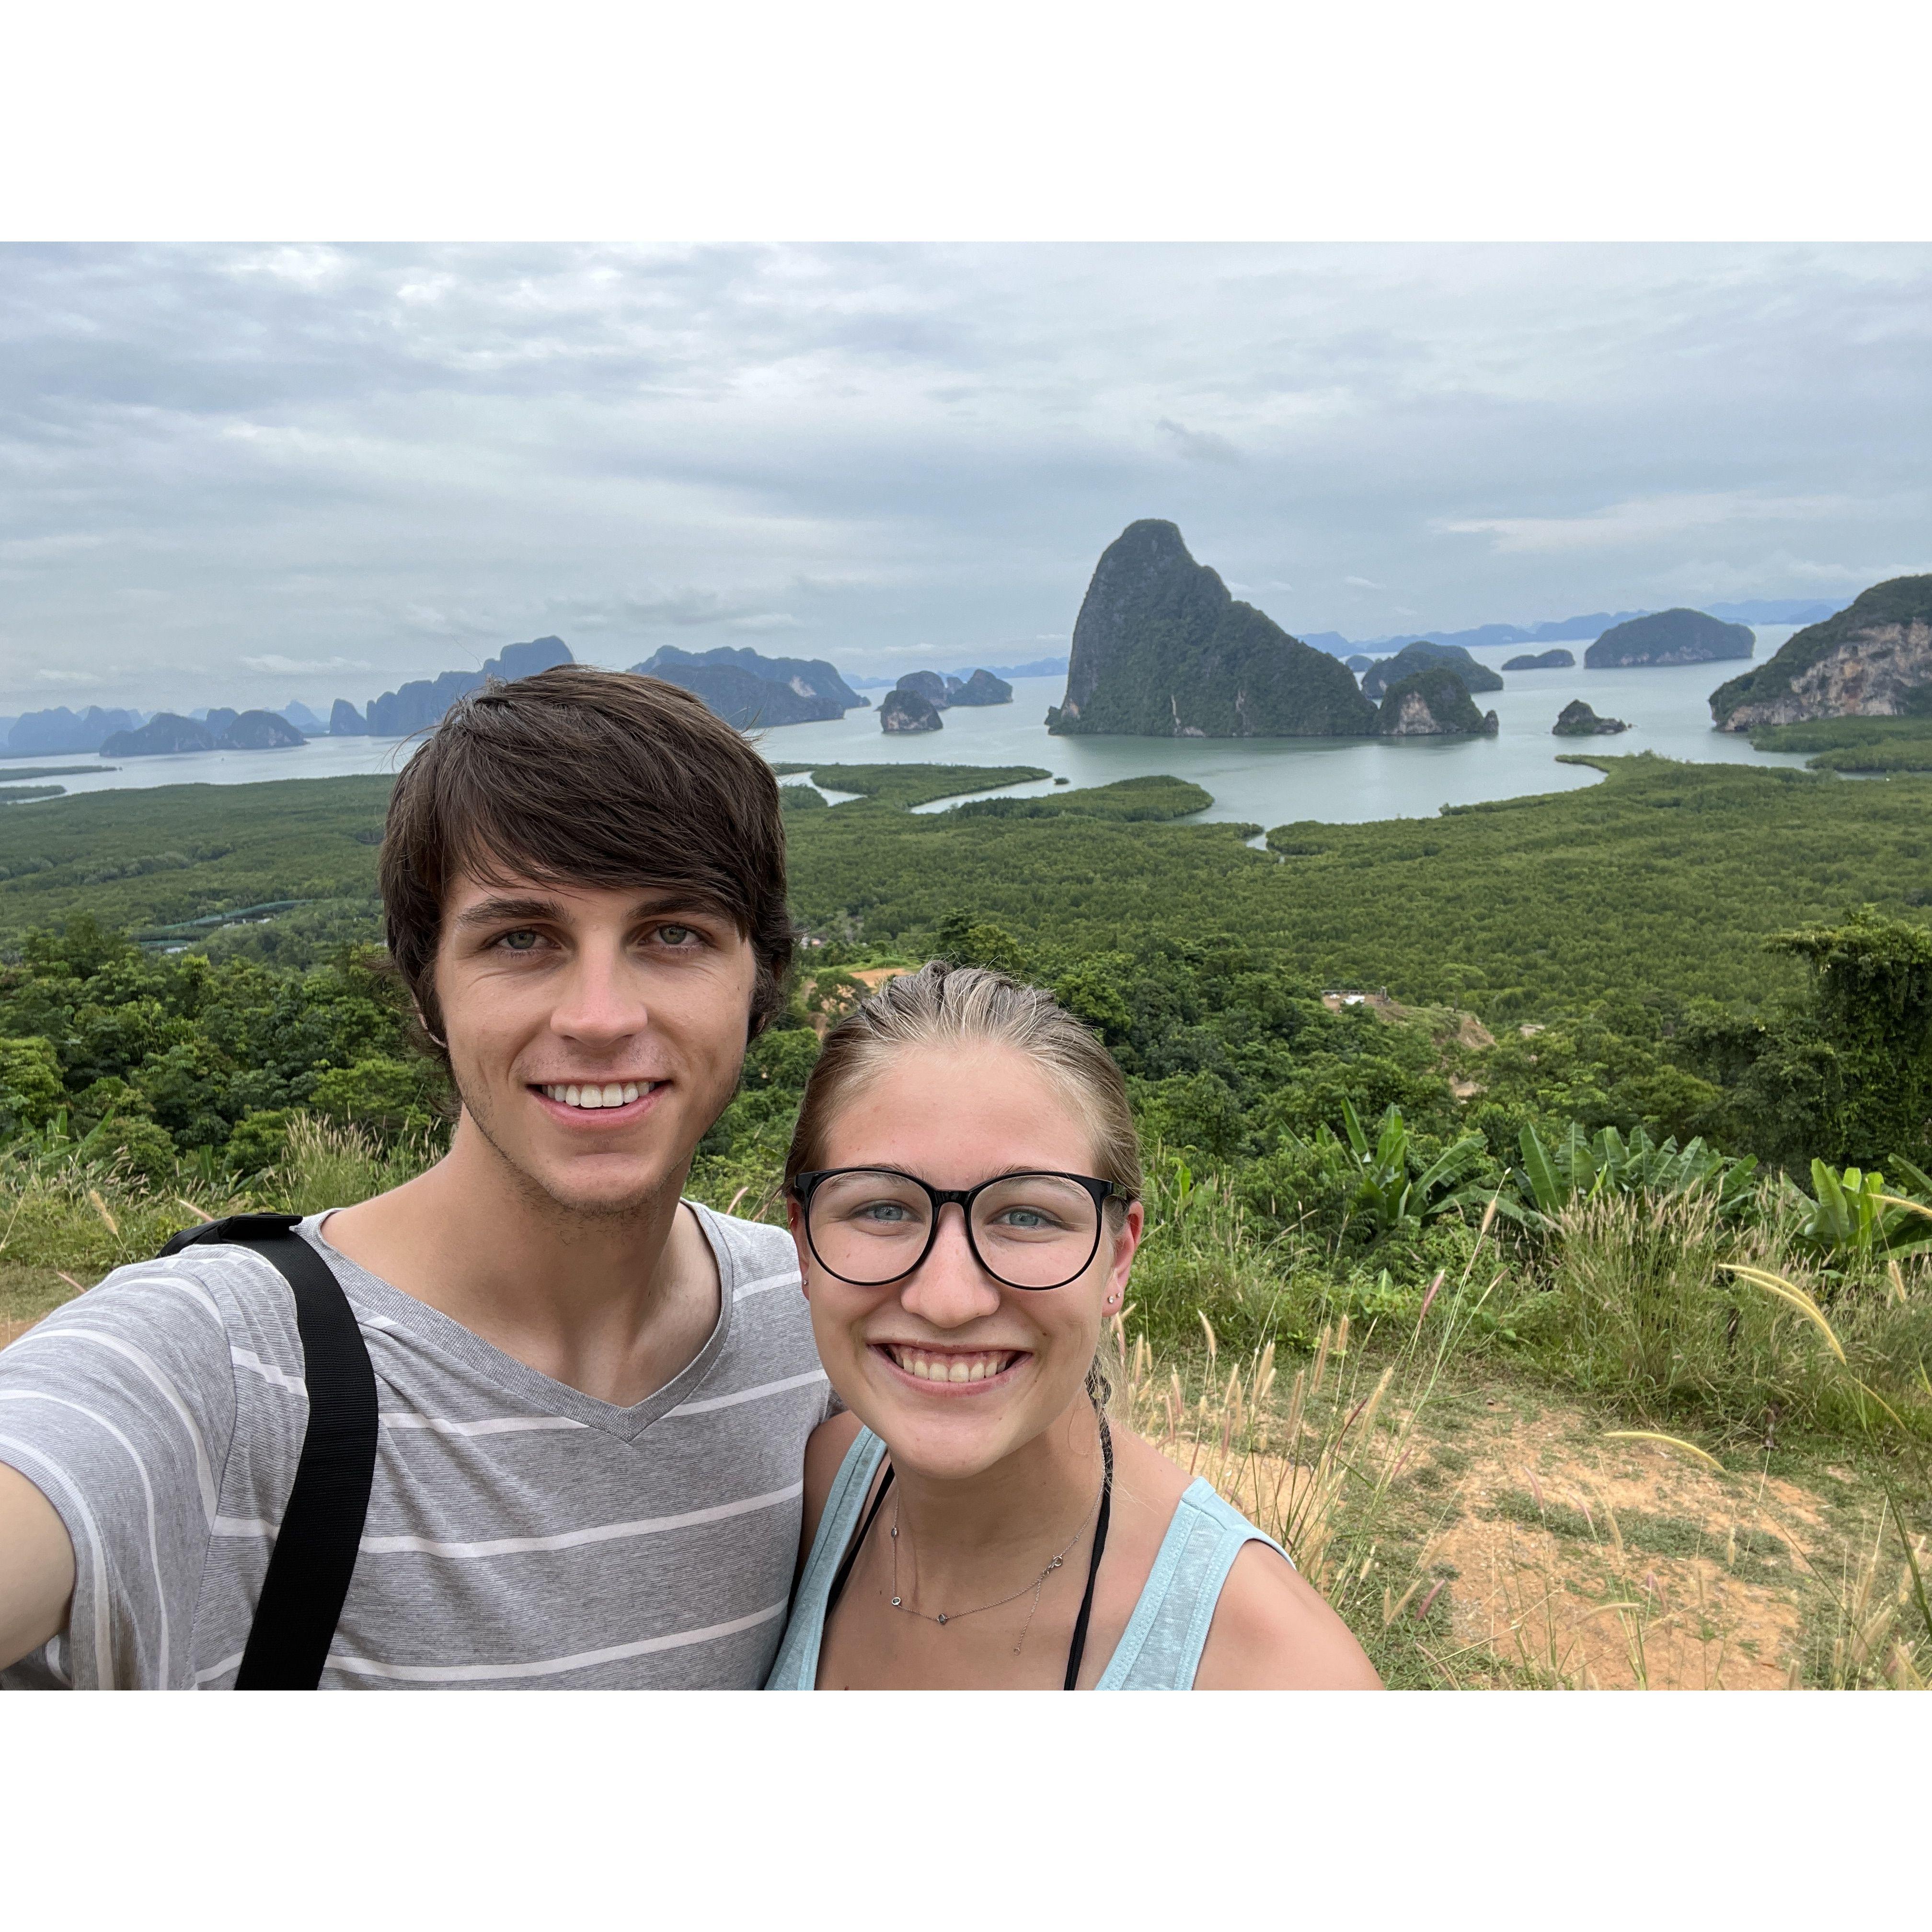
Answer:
[
  {"xmin": 825, "ymin": 1457, "xmax": 895, "ymax": 1617},
  {"xmin": 1063, "ymin": 1410, "xmax": 1114, "ymax": 1691}
]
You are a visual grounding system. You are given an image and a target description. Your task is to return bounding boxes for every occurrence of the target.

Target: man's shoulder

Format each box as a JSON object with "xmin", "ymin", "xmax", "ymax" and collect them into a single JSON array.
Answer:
[
  {"xmin": 690, "ymin": 1203, "xmax": 802, "ymax": 1298},
  {"xmin": 19, "ymin": 1241, "xmax": 299, "ymax": 1353}
]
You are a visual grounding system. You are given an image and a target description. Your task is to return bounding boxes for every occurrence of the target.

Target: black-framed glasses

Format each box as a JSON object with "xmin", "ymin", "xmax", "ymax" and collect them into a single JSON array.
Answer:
[{"xmin": 791, "ymin": 1167, "xmax": 1129, "ymax": 1291}]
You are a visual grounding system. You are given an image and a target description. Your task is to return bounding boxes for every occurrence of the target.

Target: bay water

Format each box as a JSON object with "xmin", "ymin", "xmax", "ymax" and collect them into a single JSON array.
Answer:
[{"xmin": 1, "ymin": 627, "xmax": 1823, "ymax": 830}]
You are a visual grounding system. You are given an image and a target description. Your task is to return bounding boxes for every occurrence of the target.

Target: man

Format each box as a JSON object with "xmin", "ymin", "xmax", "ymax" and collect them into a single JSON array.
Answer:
[{"xmin": 0, "ymin": 667, "xmax": 831, "ymax": 1688}]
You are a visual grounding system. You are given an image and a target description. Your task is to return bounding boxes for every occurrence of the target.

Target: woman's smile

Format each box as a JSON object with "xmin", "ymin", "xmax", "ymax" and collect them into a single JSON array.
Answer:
[{"xmin": 871, "ymin": 1341, "xmax": 1030, "ymax": 1392}]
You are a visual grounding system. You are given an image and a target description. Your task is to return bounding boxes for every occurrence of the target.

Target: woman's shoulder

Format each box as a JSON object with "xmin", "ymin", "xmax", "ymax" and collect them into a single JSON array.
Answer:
[
  {"xmin": 1119, "ymin": 1430, "xmax": 1381, "ymax": 1689},
  {"xmin": 1191, "ymin": 1537, "xmax": 1383, "ymax": 1690},
  {"xmin": 799, "ymin": 1411, "xmax": 868, "ymax": 1555}
]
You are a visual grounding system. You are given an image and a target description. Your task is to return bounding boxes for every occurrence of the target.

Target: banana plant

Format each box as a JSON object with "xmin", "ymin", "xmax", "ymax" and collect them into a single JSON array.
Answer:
[
  {"xmin": 1787, "ymin": 1158, "xmax": 1932, "ymax": 1264},
  {"xmin": 1505, "ymin": 1121, "xmax": 1758, "ymax": 1230},
  {"xmin": 1334, "ymin": 1098, "xmax": 1491, "ymax": 1238}
]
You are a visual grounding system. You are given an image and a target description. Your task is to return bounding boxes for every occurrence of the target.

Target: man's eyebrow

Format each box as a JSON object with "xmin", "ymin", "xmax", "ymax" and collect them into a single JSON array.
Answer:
[
  {"xmin": 631, "ymin": 893, "xmax": 733, "ymax": 921},
  {"xmin": 451, "ymin": 895, "xmax": 564, "ymax": 930},
  {"xmin": 450, "ymin": 890, "xmax": 735, "ymax": 931}
]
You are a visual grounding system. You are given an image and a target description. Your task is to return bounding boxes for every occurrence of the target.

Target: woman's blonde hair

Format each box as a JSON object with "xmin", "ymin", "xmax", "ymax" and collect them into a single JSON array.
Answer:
[
  {"xmin": 784, "ymin": 960, "xmax": 1142, "ymax": 1407},
  {"xmin": 785, "ymin": 959, "xmax": 1141, "ymax": 1200}
]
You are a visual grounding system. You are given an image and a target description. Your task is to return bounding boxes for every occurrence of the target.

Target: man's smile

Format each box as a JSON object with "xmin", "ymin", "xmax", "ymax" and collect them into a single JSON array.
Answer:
[{"xmin": 529, "ymin": 1079, "xmax": 668, "ymax": 1124}]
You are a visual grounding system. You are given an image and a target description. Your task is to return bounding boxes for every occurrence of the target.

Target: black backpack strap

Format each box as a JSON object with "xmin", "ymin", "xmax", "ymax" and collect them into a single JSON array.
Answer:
[{"xmin": 161, "ymin": 1214, "xmax": 378, "ymax": 1690}]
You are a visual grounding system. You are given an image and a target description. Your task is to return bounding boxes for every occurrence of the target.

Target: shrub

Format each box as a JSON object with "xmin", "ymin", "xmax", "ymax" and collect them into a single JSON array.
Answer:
[
  {"xmin": 226, "ymin": 1107, "xmax": 295, "ymax": 1177},
  {"xmin": 94, "ymin": 1115, "xmax": 179, "ymax": 1191},
  {"xmin": 0, "ymin": 1035, "xmax": 65, "ymax": 1134},
  {"xmin": 308, "ymin": 1056, "xmax": 439, "ymax": 1138}
]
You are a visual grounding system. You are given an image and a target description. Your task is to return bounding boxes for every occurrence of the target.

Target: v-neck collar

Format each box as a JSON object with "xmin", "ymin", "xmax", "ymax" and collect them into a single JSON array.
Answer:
[{"xmin": 301, "ymin": 1200, "xmax": 739, "ymax": 1446}]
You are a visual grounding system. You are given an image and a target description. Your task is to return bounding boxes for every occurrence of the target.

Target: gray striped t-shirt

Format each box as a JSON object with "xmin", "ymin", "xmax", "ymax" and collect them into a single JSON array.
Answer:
[{"xmin": 0, "ymin": 1204, "xmax": 832, "ymax": 1690}]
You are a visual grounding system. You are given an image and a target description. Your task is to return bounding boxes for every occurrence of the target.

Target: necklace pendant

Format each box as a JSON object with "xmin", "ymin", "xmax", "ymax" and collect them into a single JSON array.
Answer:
[
  {"xmin": 936, "ymin": 1613, "xmax": 948, "ymax": 1625},
  {"xmin": 1047, "ymin": 1555, "xmax": 1063, "ymax": 1570}
]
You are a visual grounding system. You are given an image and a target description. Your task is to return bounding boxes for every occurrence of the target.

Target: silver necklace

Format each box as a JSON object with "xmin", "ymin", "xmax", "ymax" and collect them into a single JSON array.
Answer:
[{"xmin": 888, "ymin": 1480, "xmax": 1104, "ymax": 1656}]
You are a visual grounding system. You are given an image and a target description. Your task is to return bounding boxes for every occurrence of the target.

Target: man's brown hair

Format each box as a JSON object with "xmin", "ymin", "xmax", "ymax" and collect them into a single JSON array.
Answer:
[{"xmin": 380, "ymin": 665, "xmax": 793, "ymax": 1062}]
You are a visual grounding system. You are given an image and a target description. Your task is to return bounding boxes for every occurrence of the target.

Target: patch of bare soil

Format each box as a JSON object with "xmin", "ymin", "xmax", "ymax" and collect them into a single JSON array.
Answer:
[
  {"xmin": 802, "ymin": 965, "xmax": 908, "ymax": 1036},
  {"xmin": 1419, "ymin": 1409, "xmax": 1808, "ymax": 1688},
  {"xmin": 1179, "ymin": 1392, "xmax": 1858, "ymax": 1689}
]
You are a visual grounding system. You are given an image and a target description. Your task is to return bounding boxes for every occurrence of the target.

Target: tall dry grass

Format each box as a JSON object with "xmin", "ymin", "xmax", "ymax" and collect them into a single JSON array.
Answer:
[
  {"xmin": 1116, "ymin": 1202, "xmax": 1507, "ymax": 1679},
  {"xmin": 1524, "ymin": 1189, "xmax": 1932, "ymax": 1441}
]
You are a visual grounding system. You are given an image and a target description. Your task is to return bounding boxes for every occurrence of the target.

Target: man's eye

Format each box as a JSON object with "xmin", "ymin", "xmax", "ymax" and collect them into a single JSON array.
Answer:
[
  {"xmin": 496, "ymin": 929, "xmax": 543, "ymax": 953},
  {"xmin": 656, "ymin": 925, "xmax": 698, "ymax": 947}
]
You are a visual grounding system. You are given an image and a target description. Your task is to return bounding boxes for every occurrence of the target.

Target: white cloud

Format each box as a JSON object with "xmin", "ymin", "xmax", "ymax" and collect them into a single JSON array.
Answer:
[
  {"xmin": 1785, "ymin": 558, "xmax": 1932, "ymax": 583},
  {"xmin": 240, "ymin": 654, "xmax": 372, "ymax": 675},
  {"xmin": 1437, "ymin": 492, "xmax": 1857, "ymax": 556},
  {"xmin": 1, "ymin": 241, "xmax": 1929, "ymax": 708},
  {"xmin": 550, "ymin": 586, "xmax": 802, "ymax": 632}
]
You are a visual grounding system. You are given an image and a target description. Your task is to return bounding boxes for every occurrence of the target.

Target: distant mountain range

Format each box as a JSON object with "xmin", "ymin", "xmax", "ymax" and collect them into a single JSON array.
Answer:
[
  {"xmin": 1303, "ymin": 597, "xmax": 1847, "ymax": 659},
  {"xmin": 0, "ymin": 640, "xmax": 581, "ymax": 756},
  {"xmin": 0, "ymin": 586, "xmax": 1863, "ymax": 761},
  {"xmin": 628, "ymin": 644, "xmax": 866, "ymax": 728},
  {"xmin": 102, "ymin": 710, "xmax": 306, "ymax": 757},
  {"xmin": 338, "ymin": 636, "xmax": 575, "ymax": 736},
  {"xmin": 5, "ymin": 706, "xmax": 149, "ymax": 756}
]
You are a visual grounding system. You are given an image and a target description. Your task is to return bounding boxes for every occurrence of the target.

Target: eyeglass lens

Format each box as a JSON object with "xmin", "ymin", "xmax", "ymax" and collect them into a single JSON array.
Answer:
[{"xmin": 805, "ymin": 1170, "xmax": 1102, "ymax": 1288}]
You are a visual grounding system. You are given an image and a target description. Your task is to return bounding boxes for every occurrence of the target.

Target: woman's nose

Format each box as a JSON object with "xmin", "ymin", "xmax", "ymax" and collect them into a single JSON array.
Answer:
[{"xmin": 898, "ymin": 1205, "xmax": 1002, "ymax": 1329}]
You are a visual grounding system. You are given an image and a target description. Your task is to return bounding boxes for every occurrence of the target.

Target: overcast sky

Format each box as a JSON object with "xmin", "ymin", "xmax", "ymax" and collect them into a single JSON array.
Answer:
[{"xmin": 2, "ymin": 242, "xmax": 1928, "ymax": 716}]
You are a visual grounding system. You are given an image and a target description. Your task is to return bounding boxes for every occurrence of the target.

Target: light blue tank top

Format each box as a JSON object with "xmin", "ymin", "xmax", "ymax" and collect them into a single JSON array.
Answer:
[{"xmin": 765, "ymin": 1428, "xmax": 1291, "ymax": 1690}]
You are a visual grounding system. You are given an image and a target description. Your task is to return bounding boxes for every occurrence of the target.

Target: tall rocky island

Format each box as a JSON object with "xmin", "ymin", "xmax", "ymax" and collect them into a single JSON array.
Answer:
[
  {"xmin": 881, "ymin": 683, "xmax": 943, "ymax": 732},
  {"xmin": 1710, "ymin": 575, "xmax": 1932, "ymax": 730},
  {"xmin": 1373, "ymin": 668, "xmax": 1498, "ymax": 737},
  {"xmin": 1047, "ymin": 520, "xmax": 1375, "ymax": 737}
]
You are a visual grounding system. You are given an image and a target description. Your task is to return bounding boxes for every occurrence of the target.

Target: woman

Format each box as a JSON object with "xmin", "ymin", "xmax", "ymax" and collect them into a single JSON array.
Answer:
[{"xmin": 766, "ymin": 962, "xmax": 1380, "ymax": 1690}]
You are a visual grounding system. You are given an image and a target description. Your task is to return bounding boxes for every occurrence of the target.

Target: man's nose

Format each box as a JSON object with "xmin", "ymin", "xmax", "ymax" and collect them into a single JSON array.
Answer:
[
  {"xmin": 550, "ymin": 941, "xmax": 647, "ymax": 1042},
  {"xmin": 897, "ymin": 1204, "xmax": 1003, "ymax": 1329}
]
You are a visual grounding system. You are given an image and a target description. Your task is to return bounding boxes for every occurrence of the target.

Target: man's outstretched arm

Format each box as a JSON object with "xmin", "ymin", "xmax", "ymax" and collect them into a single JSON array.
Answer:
[{"xmin": 0, "ymin": 1464, "xmax": 75, "ymax": 1671}]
